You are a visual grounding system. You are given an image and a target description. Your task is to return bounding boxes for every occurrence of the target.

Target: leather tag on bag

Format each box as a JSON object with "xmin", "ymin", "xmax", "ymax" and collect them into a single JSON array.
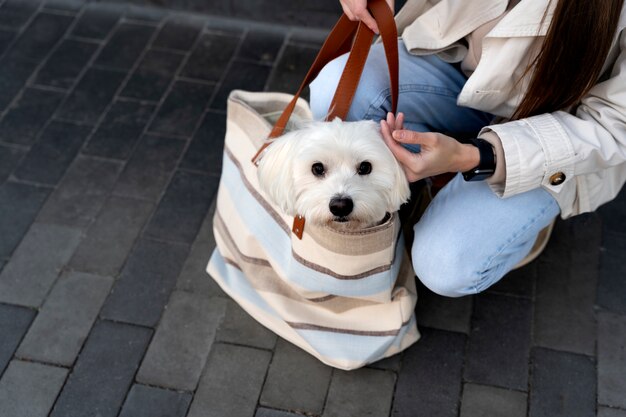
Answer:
[{"xmin": 292, "ymin": 215, "xmax": 305, "ymax": 239}]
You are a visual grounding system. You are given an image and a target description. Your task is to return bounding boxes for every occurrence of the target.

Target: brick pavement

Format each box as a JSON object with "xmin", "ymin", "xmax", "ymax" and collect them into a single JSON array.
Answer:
[{"xmin": 0, "ymin": 1, "xmax": 625, "ymax": 416}]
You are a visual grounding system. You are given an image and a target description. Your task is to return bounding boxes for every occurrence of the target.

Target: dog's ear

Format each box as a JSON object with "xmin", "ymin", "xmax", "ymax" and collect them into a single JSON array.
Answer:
[
  {"xmin": 256, "ymin": 134, "xmax": 298, "ymax": 214},
  {"xmin": 387, "ymin": 161, "xmax": 411, "ymax": 211}
]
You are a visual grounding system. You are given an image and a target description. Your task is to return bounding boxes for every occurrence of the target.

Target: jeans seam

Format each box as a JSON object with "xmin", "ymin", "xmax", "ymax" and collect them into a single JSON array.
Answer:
[
  {"xmin": 361, "ymin": 84, "xmax": 460, "ymax": 120},
  {"xmin": 470, "ymin": 200, "xmax": 558, "ymax": 293}
]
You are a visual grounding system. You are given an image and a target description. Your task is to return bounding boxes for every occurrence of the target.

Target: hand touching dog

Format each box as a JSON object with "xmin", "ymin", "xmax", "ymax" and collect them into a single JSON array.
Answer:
[{"xmin": 380, "ymin": 112, "xmax": 480, "ymax": 182}]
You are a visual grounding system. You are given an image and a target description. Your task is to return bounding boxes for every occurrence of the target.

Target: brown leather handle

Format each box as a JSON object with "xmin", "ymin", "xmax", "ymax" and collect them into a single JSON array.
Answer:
[
  {"xmin": 252, "ymin": 0, "xmax": 398, "ymax": 163},
  {"xmin": 327, "ymin": 0, "xmax": 398, "ymax": 120}
]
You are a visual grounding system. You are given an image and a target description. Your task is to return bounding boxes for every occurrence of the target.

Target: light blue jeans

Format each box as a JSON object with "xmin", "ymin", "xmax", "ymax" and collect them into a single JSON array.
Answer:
[{"xmin": 309, "ymin": 40, "xmax": 560, "ymax": 297}]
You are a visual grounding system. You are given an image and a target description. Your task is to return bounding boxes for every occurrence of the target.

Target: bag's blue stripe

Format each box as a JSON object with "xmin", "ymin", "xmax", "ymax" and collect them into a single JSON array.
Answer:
[
  {"xmin": 220, "ymin": 155, "xmax": 402, "ymax": 298},
  {"xmin": 209, "ymin": 249, "xmax": 412, "ymax": 363}
]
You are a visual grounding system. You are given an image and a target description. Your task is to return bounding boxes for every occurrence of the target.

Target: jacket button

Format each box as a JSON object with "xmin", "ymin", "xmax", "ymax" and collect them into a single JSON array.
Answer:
[{"xmin": 549, "ymin": 172, "xmax": 566, "ymax": 186}]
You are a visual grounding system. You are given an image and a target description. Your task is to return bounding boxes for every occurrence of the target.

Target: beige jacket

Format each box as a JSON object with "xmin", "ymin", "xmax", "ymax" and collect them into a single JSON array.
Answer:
[{"xmin": 396, "ymin": 0, "xmax": 626, "ymax": 218}]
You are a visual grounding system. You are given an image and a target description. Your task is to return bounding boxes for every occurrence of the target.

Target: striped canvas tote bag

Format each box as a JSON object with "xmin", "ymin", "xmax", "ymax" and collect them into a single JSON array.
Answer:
[{"xmin": 207, "ymin": 0, "xmax": 419, "ymax": 370}]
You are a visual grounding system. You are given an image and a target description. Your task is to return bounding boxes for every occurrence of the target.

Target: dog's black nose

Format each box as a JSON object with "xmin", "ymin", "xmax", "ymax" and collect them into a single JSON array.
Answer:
[{"xmin": 329, "ymin": 197, "xmax": 353, "ymax": 217}]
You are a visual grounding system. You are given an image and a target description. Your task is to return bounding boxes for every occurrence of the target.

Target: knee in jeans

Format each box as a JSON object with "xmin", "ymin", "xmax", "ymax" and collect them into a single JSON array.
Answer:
[{"xmin": 410, "ymin": 243, "xmax": 478, "ymax": 298}]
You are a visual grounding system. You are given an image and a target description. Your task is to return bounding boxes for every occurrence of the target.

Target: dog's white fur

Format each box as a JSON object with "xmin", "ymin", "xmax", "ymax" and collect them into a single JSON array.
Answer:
[{"xmin": 257, "ymin": 119, "xmax": 410, "ymax": 230}]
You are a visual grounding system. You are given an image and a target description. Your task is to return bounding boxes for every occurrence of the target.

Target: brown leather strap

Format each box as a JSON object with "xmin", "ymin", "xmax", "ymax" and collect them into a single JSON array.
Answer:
[
  {"xmin": 327, "ymin": 0, "xmax": 398, "ymax": 120},
  {"xmin": 326, "ymin": 22, "xmax": 375, "ymax": 120},
  {"xmin": 251, "ymin": 15, "xmax": 359, "ymax": 163},
  {"xmin": 251, "ymin": 0, "xmax": 398, "ymax": 163}
]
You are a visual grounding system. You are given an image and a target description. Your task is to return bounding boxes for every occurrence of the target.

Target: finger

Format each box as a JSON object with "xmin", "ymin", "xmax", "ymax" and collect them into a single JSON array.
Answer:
[
  {"xmin": 355, "ymin": 8, "xmax": 379, "ymax": 33},
  {"xmin": 342, "ymin": 6, "xmax": 356, "ymax": 20},
  {"xmin": 381, "ymin": 121, "xmax": 422, "ymax": 168},
  {"xmin": 396, "ymin": 112, "xmax": 404, "ymax": 130},
  {"xmin": 386, "ymin": 112, "xmax": 395, "ymax": 130},
  {"xmin": 392, "ymin": 129, "xmax": 438, "ymax": 147}
]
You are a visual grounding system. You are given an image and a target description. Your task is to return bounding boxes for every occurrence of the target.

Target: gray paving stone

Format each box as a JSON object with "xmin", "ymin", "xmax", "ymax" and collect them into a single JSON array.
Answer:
[
  {"xmin": 82, "ymin": 100, "xmax": 156, "ymax": 160},
  {"xmin": 0, "ymin": 0, "xmax": 40, "ymax": 30},
  {"xmin": 37, "ymin": 155, "xmax": 123, "ymax": 228},
  {"xmin": 120, "ymin": 49, "xmax": 184, "ymax": 101},
  {"xmin": 179, "ymin": 111, "xmax": 225, "ymax": 174},
  {"xmin": 529, "ymin": 347, "xmax": 596, "ymax": 417},
  {"xmin": 210, "ymin": 61, "xmax": 272, "ymax": 111},
  {"xmin": 392, "ymin": 327, "xmax": 465, "ymax": 417},
  {"xmin": 176, "ymin": 201, "xmax": 226, "ymax": 297},
  {"xmin": 599, "ymin": 407, "xmax": 626, "ymax": 417},
  {"xmin": 366, "ymin": 352, "xmax": 403, "ymax": 372},
  {"xmin": 180, "ymin": 32, "xmax": 240, "ymax": 82},
  {"xmin": 266, "ymin": 43, "xmax": 317, "ymax": 98},
  {"xmin": 69, "ymin": 195, "xmax": 154, "ymax": 276},
  {"xmin": 416, "ymin": 284, "xmax": 473, "ymax": 334},
  {"xmin": 599, "ymin": 184, "xmax": 626, "ymax": 235},
  {"xmin": 94, "ymin": 22, "xmax": 156, "ymax": 71},
  {"xmin": 0, "ymin": 28, "xmax": 15, "ymax": 56},
  {"xmin": 100, "ymin": 238, "xmax": 189, "ymax": 327},
  {"xmin": 50, "ymin": 320, "xmax": 152, "ymax": 417},
  {"xmin": 260, "ymin": 338, "xmax": 332, "ymax": 414},
  {"xmin": 460, "ymin": 383, "xmax": 527, "ymax": 417},
  {"xmin": 148, "ymin": 80, "xmax": 214, "ymax": 137},
  {"xmin": 5, "ymin": 12, "xmax": 73, "ymax": 61},
  {"xmin": 137, "ymin": 291, "xmax": 226, "ymax": 390},
  {"xmin": 33, "ymin": 39, "xmax": 99, "ymax": 89},
  {"xmin": 55, "ymin": 67, "xmax": 127, "ymax": 125},
  {"xmin": 255, "ymin": 409, "xmax": 303, "ymax": 417},
  {"xmin": 124, "ymin": 4, "xmax": 168, "ymax": 23},
  {"xmin": 288, "ymin": 29, "xmax": 326, "ymax": 48},
  {"xmin": 0, "ymin": 222, "xmax": 82, "ymax": 307},
  {"xmin": 144, "ymin": 170, "xmax": 218, "ymax": 244},
  {"xmin": 0, "ymin": 87, "xmax": 65, "ymax": 146},
  {"xmin": 0, "ymin": 181, "xmax": 51, "ymax": 259},
  {"xmin": 119, "ymin": 384, "xmax": 192, "ymax": 417},
  {"xmin": 0, "ymin": 58, "xmax": 39, "ymax": 111},
  {"xmin": 70, "ymin": 3, "xmax": 123, "ymax": 39},
  {"xmin": 323, "ymin": 368, "xmax": 396, "ymax": 417},
  {"xmin": 597, "ymin": 232, "xmax": 626, "ymax": 314},
  {"xmin": 534, "ymin": 257, "xmax": 598, "ymax": 355},
  {"xmin": 215, "ymin": 298, "xmax": 277, "ymax": 350},
  {"xmin": 112, "ymin": 133, "xmax": 186, "ymax": 201},
  {"xmin": 16, "ymin": 271, "xmax": 113, "ymax": 366},
  {"xmin": 487, "ymin": 261, "xmax": 535, "ymax": 298},
  {"xmin": 598, "ymin": 311, "xmax": 626, "ymax": 409},
  {"xmin": 13, "ymin": 121, "xmax": 91, "ymax": 185},
  {"xmin": 464, "ymin": 293, "xmax": 531, "ymax": 391},
  {"xmin": 0, "ymin": 303, "xmax": 35, "ymax": 375},
  {"xmin": 43, "ymin": 0, "xmax": 86, "ymax": 11},
  {"xmin": 152, "ymin": 16, "xmax": 203, "ymax": 51},
  {"xmin": 0, "ymin": 144, "xmax": 25, "ymax": 183},
  {"xmin": 0, "ymin": 360, "xmax": 68, "ymax": 417},
  {"xmin": 237, "ymin": 28, "xmax": 285, "ymax": 65},
  {"xmin": 187, "ymin": 343, "xmax": 272, "ymax": 417}
]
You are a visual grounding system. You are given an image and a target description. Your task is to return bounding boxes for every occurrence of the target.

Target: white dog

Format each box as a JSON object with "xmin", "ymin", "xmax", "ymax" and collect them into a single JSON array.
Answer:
[{"xmin": 257, "ymin": 119, "xmax": 410, "ymax": 230}]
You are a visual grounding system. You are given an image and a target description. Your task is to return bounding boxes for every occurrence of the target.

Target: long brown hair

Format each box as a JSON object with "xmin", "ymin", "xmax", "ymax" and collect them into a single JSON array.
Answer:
[{"xmin": 513, "ymin": 0, "xmax": 624, "ymax": 119}]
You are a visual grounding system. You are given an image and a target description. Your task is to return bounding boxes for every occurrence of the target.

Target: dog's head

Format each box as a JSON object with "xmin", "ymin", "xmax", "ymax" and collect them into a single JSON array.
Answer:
[{"xmin": 257, "ymin": 119, "xmax": 410, "ymax": 229}]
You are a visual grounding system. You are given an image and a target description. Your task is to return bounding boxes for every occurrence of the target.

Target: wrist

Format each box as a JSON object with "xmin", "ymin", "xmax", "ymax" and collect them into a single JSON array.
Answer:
[{"xmin": 456, "ymin": 143, "xmax": 481, "ymax": 172}]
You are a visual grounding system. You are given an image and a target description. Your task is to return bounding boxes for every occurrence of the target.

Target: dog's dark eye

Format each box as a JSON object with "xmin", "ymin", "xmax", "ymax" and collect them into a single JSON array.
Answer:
[
  {"xmin": 312, "ymin": 162, "xmax": 325, "ymax": 177},
  {"xmin": 357, "ymin": 161, "xmax": 372, "ymax": 175}
]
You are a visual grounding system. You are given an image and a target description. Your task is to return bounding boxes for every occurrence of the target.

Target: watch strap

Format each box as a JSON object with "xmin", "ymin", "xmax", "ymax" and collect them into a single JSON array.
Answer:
[{"xmin": 462, "ymin": 138, "xmax": 496, "ymax": 181}]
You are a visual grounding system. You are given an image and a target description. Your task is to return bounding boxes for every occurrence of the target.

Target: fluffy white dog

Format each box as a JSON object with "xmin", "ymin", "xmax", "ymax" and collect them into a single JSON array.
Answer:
[{"xmin": 257, "ymin": 119, "xmax": 410, "ymax": 230}]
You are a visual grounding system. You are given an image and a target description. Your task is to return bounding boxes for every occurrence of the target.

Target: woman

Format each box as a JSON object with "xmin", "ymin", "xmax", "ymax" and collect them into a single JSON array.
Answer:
[{"xmin": 310, "ymin": 0, "xmax": 626, "ymax": 297}]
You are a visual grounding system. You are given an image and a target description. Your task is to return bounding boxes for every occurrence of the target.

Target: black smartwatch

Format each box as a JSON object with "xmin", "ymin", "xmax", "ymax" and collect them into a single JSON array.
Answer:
[{"xmin": 462, "ymin": 138, "xmax": 496, "ymax": 181}]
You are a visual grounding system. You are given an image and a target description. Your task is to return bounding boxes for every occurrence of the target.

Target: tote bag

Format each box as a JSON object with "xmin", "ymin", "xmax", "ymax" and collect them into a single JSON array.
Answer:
[{"xmin": 207, "ymin": 0, "xmax": 419, "ymax": 370}]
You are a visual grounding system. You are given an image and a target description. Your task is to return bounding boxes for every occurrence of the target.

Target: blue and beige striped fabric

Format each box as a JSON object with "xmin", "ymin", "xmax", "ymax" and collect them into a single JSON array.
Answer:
[{"xmin": 207, "ymin": 90, "xmax": 419, "ymax": 370}]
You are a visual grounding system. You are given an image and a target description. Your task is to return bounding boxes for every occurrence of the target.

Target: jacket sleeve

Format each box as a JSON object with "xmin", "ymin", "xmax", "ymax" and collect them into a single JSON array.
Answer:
[{"xmin": 478, "ymin": 28, "xmax": 626, "ymax": 199}]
